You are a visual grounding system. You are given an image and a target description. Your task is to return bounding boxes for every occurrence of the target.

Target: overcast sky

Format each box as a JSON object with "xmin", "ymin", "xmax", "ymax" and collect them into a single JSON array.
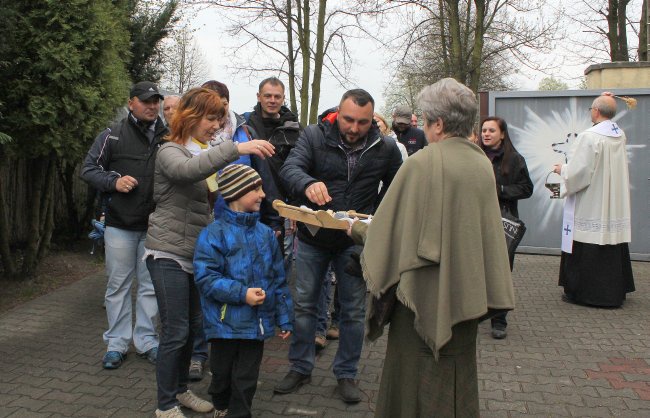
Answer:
[
  {"xmin": 191, "ymin": 6, "xmax": 392, "ymax": 114},
  {"xmin": 186, "ymin": 1, "xmax": 642, "ymax": 116}
]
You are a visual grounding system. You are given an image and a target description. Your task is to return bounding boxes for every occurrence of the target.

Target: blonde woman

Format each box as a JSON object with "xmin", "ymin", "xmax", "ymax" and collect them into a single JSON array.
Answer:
[{"xmin": 374, "ymin": 112, "xmax": 408, "ymax": 161}]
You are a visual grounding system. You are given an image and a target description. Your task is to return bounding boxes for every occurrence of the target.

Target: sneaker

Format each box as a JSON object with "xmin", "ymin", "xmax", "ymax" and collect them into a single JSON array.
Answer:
[
  {"xmin": 315, "ymin": 335, "xmax": 327, "ymax": 350},
  {"xmin": 274, "ymin": 370, "xmax": 311, "ymax": 394},
  {"xmin": 213, "ymin": 410, "xmax": 228, "ymax": 418},
  {"xmin": 337, "ymin": 378, "xmax": 361, "ymax": 403},
  {"xmin": 155, "ymin": 406, "xmax": 186, "ymax": 418},
  {"xmin": 189, "ymin": 359, "xmax": 204, "ymax": 381},
  {"xmin": 326, "ymin": 325, "xmax": 339, "ymax": 340},
  {"xmin": 102, "ymin": 351, "xmax": 126, "ymax": 369},
  {"xmin": 138, "ymin": 346, "xmax": 158, "ymax": 364},
  {"xmin": 491, "ymin": 326, "xmax": 507, "ymax": 339},
  {"xmin": 176, "ymin": 390, "xmax": 213, "ymax": 413}
]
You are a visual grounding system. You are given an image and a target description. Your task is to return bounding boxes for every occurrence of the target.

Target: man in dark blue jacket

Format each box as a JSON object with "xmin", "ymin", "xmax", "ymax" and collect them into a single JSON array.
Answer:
[
  {"xmin": 81, "ymin": 81, "xmax": 167, "ymax": 370},
  {"xmin": 392, "ymin": 104, "xmax": 427, "ymax": 156},
  {"xmin": 274, "ymin": 89, "xmax": 402, "ymax": 403}
]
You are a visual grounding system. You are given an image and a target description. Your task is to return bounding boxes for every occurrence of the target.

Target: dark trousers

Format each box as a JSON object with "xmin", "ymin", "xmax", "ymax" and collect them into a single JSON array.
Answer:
[
  {"xmin": 209, "ymin": 338, "xmax": 264, "ymax": 418},
  {"xmin": 491, "ymin": 250, "xmax": 515, "ymax": 330},
  {"xmin": 191, "ymin": 318, "xmax": 209, "ymax": 363},
  {"xmin": 147, "ymin": 257, "xmax": 203, "ymax": 411}
]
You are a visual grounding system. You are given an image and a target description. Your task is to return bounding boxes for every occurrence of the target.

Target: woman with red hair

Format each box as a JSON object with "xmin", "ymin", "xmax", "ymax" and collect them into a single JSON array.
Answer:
[{"xmin": 144, "ymin": 88, "xmax": 274, "ymax": 418}]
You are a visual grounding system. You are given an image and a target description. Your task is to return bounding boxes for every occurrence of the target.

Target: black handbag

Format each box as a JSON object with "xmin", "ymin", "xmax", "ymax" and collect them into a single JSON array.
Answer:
[{"xmin": 501, "ymin": 207, "xmax": 526, "ymax": 262}]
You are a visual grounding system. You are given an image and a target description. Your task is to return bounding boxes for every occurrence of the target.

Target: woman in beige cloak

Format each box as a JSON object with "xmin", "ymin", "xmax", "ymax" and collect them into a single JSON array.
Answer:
[{"xmin": 351, "ymin": 78, "xmax": 515, "ymax": 418}]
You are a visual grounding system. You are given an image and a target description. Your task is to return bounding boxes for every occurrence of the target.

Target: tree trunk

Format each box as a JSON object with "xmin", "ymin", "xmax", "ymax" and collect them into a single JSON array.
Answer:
[
  {"xmin": 404, "ymin": 74, "xmax": 412, "ymax": 109},
  {"xmin": 308, "ymin": 0, "xmax": 327, "ymax": 124},
  {"xmin": 607, "ymin": 0, "xmax": 620, "ymax": 61},
  {"xmin": 21, "ymin": 156, "xmax": 52, "ymax": 277},
  {"xmin": 0, "ymin": 152, "xmax": 17, "ymax": 278},
  {"xmin": 176, "ymin": 30, "xmax": 189, "ymax": 93},
  {"xmin": 286, "ymin": 0, "xmax": 299, "ymax": 114},
  {"xmin": 469, "ymin": 0, "xmax": 486, "ymax": 92},
  {"xmin": 297, "ymin": 0, "xmax": 311, "ymax": 126},
  {"xmin": 616, "ymin": 0, "xmax": 630, "ymax": 61},
  {"xmin": 438, "ymin": 0, "xmax": 449, "ymax": 75},
  {"xmin": 463, "ymin": 0, "xmax": 472, "ymax": 57},
  {"xmin": 84, "ymin": 182, "xmax": 99, "ymax": 224},
  {"xmin": 446, "ymin": 0, "xmax": 464, "ymax": 82},
  {"xmin": 61, "ymin": 161, "xmax": 81, "ymax": 238},
  {"xmin": 37, "ymin": 157, "xmax": 56, "ymax": 261},
  {"xmin": 640, "ymin": 0, "xmax": 648, "ymax": 61}
]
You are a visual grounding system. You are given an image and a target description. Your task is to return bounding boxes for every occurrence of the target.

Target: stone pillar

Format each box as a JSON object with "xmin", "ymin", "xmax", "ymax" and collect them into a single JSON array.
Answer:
[{"xmin": 585, "ymin": 62, "xmax": 650, "ymax": 89}]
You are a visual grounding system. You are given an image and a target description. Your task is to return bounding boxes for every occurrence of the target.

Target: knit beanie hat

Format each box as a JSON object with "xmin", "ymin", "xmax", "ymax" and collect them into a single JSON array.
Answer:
[{"xmin": 218, "ymin": 164, "xmax": 263, "ymax": 202}]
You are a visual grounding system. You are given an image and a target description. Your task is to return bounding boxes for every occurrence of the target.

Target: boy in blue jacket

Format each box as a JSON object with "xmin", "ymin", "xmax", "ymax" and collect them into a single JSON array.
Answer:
[{"xmin": 194, "ymin": 164, "xmax": 293, "ymax": 418}]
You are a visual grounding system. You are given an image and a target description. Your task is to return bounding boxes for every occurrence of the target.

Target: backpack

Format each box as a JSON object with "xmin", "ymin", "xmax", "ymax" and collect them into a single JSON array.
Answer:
[{"xmin": 243, "ymin": 112, "xmax": 301, "ymax": 163}]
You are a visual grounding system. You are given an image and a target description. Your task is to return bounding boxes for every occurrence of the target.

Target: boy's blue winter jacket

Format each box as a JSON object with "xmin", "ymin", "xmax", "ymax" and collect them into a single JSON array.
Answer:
[{"xmin": 193, "ymin": 201, "xmax": 293, "ymax": 340}]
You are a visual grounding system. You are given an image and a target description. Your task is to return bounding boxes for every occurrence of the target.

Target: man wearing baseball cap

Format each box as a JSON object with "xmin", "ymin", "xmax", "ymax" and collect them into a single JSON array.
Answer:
[
  {"xmin": 392, "ymin": 104, "xmax": 427, "ymax": 156},
  {"xmin": 81, "ymin": 81, "xmax": 167, "ymax": 369}
]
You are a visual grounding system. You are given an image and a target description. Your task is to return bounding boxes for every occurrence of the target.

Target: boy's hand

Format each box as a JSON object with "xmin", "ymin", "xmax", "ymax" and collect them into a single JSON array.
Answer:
[
  {"xmin": 245, "ymin": 288, "xmax": 266, "ymax": 306},
  {"xmin": 279, "ymin": 330, "xmax": 291, "ymax": 340}
]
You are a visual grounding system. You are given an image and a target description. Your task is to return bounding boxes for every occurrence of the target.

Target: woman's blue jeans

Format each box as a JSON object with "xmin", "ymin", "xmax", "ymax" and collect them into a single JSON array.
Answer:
[{"xmin": 147, "ymin": 257, "xmax": 203, "ymax": 411}]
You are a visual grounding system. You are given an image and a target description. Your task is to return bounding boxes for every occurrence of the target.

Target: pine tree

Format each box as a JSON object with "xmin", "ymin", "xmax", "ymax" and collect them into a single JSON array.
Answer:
[{"xmin": 0, "ymin": 0, "xmax": 130, "ymax": 277}]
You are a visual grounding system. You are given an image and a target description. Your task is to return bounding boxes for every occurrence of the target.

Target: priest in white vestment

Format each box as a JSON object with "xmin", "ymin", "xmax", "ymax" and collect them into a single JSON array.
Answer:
[{"xmin": 551, "ymin": 93, "xmax": 634, "ymax": 307}]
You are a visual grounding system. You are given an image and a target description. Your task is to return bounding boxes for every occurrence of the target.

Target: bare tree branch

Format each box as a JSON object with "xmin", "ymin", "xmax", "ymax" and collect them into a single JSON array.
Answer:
[
  {"xmin": 159, "ymin": 27, "xmax": 210, "ymax": 93},
  {"xmin": 187, "ymin": 0, "xmax": 381, "ymax": 124}
]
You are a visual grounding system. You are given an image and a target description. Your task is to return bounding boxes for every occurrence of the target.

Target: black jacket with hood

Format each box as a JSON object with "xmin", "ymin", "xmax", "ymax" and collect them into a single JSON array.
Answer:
[
  {"xmin": 245, "ymin": 104, "xmax": 301, "ymax": 201},
  {"xmin": 279, "ymin": 107, "xmax": 403, "ymax": 250}
]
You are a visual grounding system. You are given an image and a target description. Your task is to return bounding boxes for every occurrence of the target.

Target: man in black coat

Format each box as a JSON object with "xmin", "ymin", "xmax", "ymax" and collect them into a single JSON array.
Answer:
[
  {"xmin": 273, "ymin": 89, "xmax": 402, "ymax": 403},
  {"xmin": 245, "ymin": 77, "xmax": 301, "ymax": 201},
  {"xmin": 81, "ymin": 81, "xmax": 167, "ymax": 370},
  {"xmin": 392, "ymin": 104, "xmax": 427, "ymax": 156},
  {"xmin": 244, "ymin": 77, "xmax": 302, "ymax": 270}
]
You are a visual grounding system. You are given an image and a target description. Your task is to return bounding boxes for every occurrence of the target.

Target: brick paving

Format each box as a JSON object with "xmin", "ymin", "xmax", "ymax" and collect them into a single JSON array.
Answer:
[{"xmin": 0, "ymin": 254, "xmax": 648, "ymax": 417}]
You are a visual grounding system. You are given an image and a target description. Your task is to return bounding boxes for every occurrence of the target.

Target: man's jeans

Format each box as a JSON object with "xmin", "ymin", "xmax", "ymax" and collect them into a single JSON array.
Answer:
[
  {"xmin": 289, "ymin": 241, "xmax": 366, "ymax": 379},
  {"xmin": 147, "ymin": 257, "xmax": 203, "ymax": 411},
  {"xmin": 103, "ymin": 226, "xmax": 158, "ymax": 354},
  {"xmin": 283, "ymin": 218, "xmax": 295, "ymax": 273},
  {"xmin": 316, "ymin": 264, "xmax": 335, "ymax": 336}
]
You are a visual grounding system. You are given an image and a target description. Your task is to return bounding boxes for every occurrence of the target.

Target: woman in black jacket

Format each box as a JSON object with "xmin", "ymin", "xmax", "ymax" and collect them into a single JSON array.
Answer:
[{"xmin": 480, "ymin": 116, "xmax": 533, "ymax": 339}]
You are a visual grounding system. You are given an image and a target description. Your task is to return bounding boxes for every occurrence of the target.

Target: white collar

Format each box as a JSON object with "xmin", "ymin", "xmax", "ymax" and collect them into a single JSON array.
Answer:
[
  {"xmin": 586, "ymin": 119, "xmax": 622, "ymax": 138},
  {"xmin": 184, "ymin": 138, "xmax": 211, "ymax": 156}
]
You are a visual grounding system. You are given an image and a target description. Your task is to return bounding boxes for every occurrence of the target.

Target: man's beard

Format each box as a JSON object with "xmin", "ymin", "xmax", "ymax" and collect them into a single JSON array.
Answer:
[{"xmin": 341, "ymin": 131, "xmax": 363, "ymax": 145}]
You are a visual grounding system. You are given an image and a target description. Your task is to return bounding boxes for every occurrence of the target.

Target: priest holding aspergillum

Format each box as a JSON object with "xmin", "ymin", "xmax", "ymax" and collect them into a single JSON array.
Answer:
[{"xmin": 553, "ymin": 92, "xmax": 635, "ymax": 308}]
